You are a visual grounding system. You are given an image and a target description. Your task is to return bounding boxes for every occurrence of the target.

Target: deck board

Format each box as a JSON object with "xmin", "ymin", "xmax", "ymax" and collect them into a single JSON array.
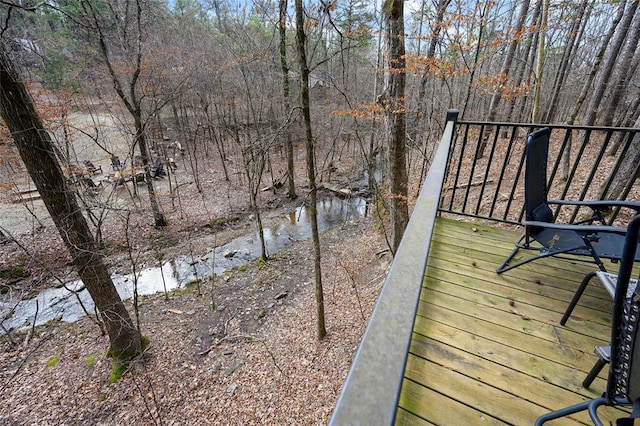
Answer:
[{"xmin": 397, "ymin": 217, "xmax": 629, "ymax": 424}]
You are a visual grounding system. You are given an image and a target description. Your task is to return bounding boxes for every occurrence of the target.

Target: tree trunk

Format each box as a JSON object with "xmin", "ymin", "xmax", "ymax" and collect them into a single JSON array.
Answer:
[
  {"xmin": 603, "ymin": 114, "xmax": 640, "ymax": 200},
  {"xmin": 503, "ymin": 2, "xmax": 540, "ymax": 124},
  {"xmin": 600, "ymin": 4, "xmax": 640, "ymax": 126},
  {"xmin": 383, "ymin": 0, "xmax": 409, "ymax": 254},
  {"xmin": 411, "ymin": 0, "xmax": 451, "ymax": 141},
  {"xmin": 85, "ymin": 0, "xmax": 166, "ymax": 227},
  {"xmin": 460, "ymin": 1, "xmax": 490, "ymax": 120},
  {"xmin": 566, "ymin": 1, "xmax": 626, "ymax": 126},
  {"xmin": 544, "ymin": 0, "xmax": 588, "ymax": 123},
  {"xmin": 532, "ymin": 0, "xmax": 549, "ymax": 123},
  {"xmin": 279, "ymin": 0, "xmax": 297, "ymax": 200},
  {"xmin": 295, "ymin": 0, "xmax": 326, "ymax": 340},
  {"xmin": 584, "ymin": 0, "xmax": 639, "ymax": 126},
  {"xmin": 0, "ymin": 45, "xmax": 142, "ymax": 362},
  {"xmin": 486, "ymin": 0, "xmax": 530, "ymax": 122},
  {"xmin": 134, "ymin": 113, "xmax": 167, "ymax": 227},
  {"xmin": 561, "ymin": 1, "xmax": 626, "ymax": 179}
]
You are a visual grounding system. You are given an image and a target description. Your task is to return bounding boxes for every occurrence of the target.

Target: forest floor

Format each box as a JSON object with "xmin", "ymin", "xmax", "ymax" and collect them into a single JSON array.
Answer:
[{"xmin": 0, "ymin": 118, "xmax": 392, "ymax": 425}]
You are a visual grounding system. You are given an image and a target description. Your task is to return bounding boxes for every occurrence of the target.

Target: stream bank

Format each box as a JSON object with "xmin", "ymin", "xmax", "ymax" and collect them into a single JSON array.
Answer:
[{"xmin": 0, "ymin": 195, "xmax": 371, "ymax": 333}]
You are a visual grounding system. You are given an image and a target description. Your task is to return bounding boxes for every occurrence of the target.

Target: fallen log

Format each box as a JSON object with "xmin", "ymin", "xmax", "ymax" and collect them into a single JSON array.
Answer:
[{"xmin": 320, "ymin": 183, "xmax": 351, "ymax": 197}]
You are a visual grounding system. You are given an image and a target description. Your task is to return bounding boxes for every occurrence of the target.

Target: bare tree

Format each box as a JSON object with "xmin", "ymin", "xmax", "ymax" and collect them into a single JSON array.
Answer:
[
  {"xmin": 543, "ymin": 0, "xmax": 589, "ymax": 123},
  {"xmin": 458, "ymin": 0, "xmax": 491, "ymax": 119},
  {"xmin": 413, "ymin": 0, "xmax": 451, "ymax": 130},
  {"xmin": 81, "ymin": 0, "xmax": 168, "ymax": 226},
  {"xmin": 603, "ymin": 115, "xmax": 640, "ymax": 200},
  {"xmin": 294, "ymin": 0, "xmax": 326, "ymax": 340},
  {"xmin": 278, "ymin": 0, "xmax": 297, "ymax": 199},
  {"xmin": 487, "ymin": 0, "xmax": 530, "ymax": 122},
  {"xmin": 503, "ymin": 2, "xmax": 541, "ymax": 125},
  {"xmin": 583, "ymin": 0, "xmax": 639, "ymax": 126},
  {"xmin": 532, "ymin": 0, "xmax": 549, "ymax": 123},
  {"xmin": 0, "ymin": 43, "xmax": 144, "ymax": 364},
  {"xmin": 382, "ymin": 0, "xmax": 408, "ymax": 254},
  {"xmin": 600, "ymin": 4, "xmax": 640, "ymax": 126}
]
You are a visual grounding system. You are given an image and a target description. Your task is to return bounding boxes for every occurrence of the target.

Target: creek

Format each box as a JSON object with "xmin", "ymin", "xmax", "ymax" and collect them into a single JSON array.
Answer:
[{"xmin": 0, "ymin": 196, "xmax": 369, "ymax": 333}]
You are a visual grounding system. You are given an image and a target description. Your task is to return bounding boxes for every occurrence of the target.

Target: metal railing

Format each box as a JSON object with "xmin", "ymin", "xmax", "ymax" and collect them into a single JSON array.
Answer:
[
  {"xmin": 329, "ymin": 110, "xmax": 458, "ymax": 425},
  {"xmin": 330, "ymin": 110, "xmax": 640, "ymax": 424},
  {"xmin": 439, "ymin": 120, "xmax": 640, "ymax": 226}
]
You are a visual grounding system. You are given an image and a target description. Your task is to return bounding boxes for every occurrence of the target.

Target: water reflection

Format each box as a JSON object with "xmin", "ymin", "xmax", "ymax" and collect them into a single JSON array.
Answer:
[
  {"xmin": 174, "ymin": 196, "xmax": 369, "ymax": 285},
  {"xmin": 0, "ymin": 196, "xmax": 368, "ymax": 332}
]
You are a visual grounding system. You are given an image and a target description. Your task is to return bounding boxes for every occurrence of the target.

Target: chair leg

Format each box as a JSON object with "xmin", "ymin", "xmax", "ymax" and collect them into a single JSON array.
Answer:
[
  {"xmin": 496, "ymin": 235, "xmax": 529, "ymax": 273},
  {"xmin": 535, "ymin": 400, "xmax": 592, "ymax": 425},
  {"xmin": 496, "ymin": 245, "xmax": 521, "ymax": 274},
  {"xmin": 561, "ymin": 271, "xmax": 597, "ymax": 326},
  {"xmin": 583, "ymin": 356, "xmax": 608, "ymax": 389}
]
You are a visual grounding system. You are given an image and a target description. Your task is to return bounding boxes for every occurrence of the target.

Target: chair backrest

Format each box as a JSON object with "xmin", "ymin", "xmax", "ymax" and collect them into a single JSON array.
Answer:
[
  {"xmin": 524, "ymin": 127, "xmax": 553, "ymax": 223},
  {"xmin": 609, "ymin": 215, "xmax": 640, "ymax": 404}
]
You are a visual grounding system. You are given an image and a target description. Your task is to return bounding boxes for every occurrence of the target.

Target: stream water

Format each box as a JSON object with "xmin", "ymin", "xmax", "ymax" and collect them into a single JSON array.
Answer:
[{"xmin": 0, "ymin": 196, "xmax": 369, "ymax": 333}]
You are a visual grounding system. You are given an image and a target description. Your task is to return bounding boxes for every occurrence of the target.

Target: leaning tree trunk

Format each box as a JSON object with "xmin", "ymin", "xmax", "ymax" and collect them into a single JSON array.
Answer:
[
  {"xmin": 603, "ymin": 114, "xmax": 640, "ymax": 200},
  {"xmin": 583, "ymin": 0, "xmax": 639, "ymax": 126},
  {"xmin": 561, "ymin": 1, "xmax": 626, "ymax": 180},
  {"xmin": 295, "ymin": 0, "xmax": 326, "ymax": 340},
  {"xmin": 279, "ymin": 0, "xmax": 297, "ymax": 200},
  {"xmin": 383, "ymin": 0, "xmax": 409, "ymax": 254},
  {"xmin": 0, "ymin": 45, "xmax": 142, "ymax": 362},
  {"xmin": 566, "ymin": 1, "xmax": 625, "ymax": 127},
  {"xmin": 486, "ymin": 0, "xmax": 530, "ymax": 122},
  {"xmin": 532, "ymin": 0, "xmax": 549, "ymax": 124},
  {"xmin": 411, "ymin": 0, "xmax": 451, "ymax": 143},
  {"xmin": 544, "ymin": 0, "xmax": 588, "ymax": 124},
  {"xmin": 504, "ymin": 2, "xmax": 540, "ymax": 124},
  {"xmin": 600, "ymin": 6, "xmax": 640, "ymax": 127}
]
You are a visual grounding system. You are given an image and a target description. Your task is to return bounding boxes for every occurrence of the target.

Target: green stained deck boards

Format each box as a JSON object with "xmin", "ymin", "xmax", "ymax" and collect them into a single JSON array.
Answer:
[{"xmin": 396, "ymin": 217, "xmax": 630, "ymax": 425}]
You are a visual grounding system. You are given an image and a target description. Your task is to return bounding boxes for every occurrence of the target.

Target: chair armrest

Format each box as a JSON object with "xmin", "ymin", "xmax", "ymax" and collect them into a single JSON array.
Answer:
[
  {"xmin": 523, "ymin": 221, "xmax": 627, "ymax": 235},
  {"xmin": 548, "ymin": 199, "xmax": 640, "ymax": 212}
]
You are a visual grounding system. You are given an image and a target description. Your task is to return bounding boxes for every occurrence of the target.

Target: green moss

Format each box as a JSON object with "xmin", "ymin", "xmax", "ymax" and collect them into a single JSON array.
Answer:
[
  {"xmin": 97, "ymin": 394, "xmax": 107, "ymax": 402},
  {"xmin": 105, "ymin": 335, "xmax": 150, "ymax": 384},
  {"xmin": 108, "ymin": 361, "xmax": 127, "ymax": 384},
  {"xmin": 146, "ymin": 231, "xmax": 163, "ymax": 240},
  {"xmin": 167, "ymin": 288, "xmax": 182, "ymax": 298},
  {"xmin": 106, "ymin": 334, "xmax": 150, "ymax": 363},
  {"xmin": 0, "ymin": 265, "xmax": 25, "ymax": 279},
  {"xmin": 141, "ymin": 335, "xmax": 150, "ymax": 349},
  {"xmin": 46, "ymin": 356, "xmax": 60, "ymax": 368},
  {"xmin": 84, "ymin": 355, "xmax": 98, "ymax": 369},
  {"xmin": 43, "ymin": 316, "xmax": 62, "ymax": 327},
  {"xmin": 186, "ymin": 278, "xmax": 203, "ymax": 287},
  {"xmin": 238, "ymin": 264, "xmax": 248, "ymax": 272}
]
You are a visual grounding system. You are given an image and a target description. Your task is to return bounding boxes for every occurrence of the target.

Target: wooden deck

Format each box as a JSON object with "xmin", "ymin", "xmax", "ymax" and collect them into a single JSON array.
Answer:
[{"xmin": 397, "ymin": 217, "xmax": 630, "ymax": 425}]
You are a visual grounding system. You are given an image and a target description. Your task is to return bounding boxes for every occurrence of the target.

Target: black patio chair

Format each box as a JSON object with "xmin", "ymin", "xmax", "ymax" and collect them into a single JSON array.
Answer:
[
  {"xmin": 496, "ymin": 127, "xmax": 640, "ymax": 274},
  {"xmin": 150, "ymin": 156, "xmax": 165, "ymax": 178},
  {"xmin": 111, "ymin": 155, "xmax": 123, "ymax": 171},
  {"xmin": 561, "ymin": 270, "xmax": 639, "ymax": 326},
  {"xmin": 536, "ymin": 214, "xmax": 640, "ymax": 425},
  {"xmin": 82, "ymin": 160, "xmax": 102, "ymax": 175},
  {"xmin": 561, "ymin": 271, "xmax": 640, "ymax": 390}
]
